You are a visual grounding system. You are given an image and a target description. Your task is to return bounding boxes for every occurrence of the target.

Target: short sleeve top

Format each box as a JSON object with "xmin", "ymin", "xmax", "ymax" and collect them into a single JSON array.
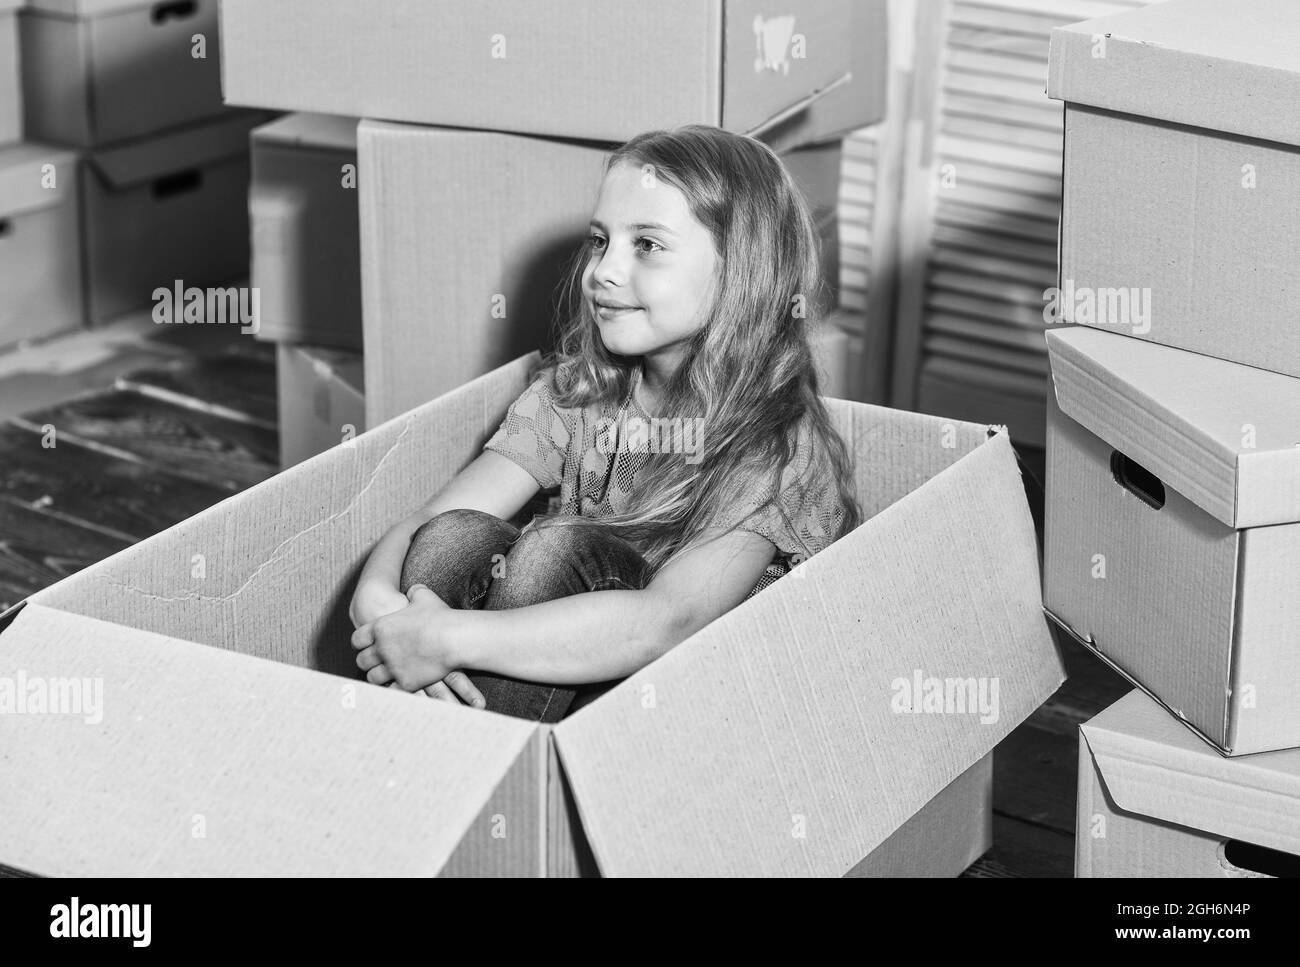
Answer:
[{"xmin": 484, "ymin": 364, "xmax": 846, "ymax": 573}]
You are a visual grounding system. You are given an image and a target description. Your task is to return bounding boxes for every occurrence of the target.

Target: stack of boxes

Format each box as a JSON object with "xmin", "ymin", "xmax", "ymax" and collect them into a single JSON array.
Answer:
[
  {"xmin": 221, "ymin": 0, "xmax": 888, "ymax": 465},
  {"xmin": 1043, "ymin": 0, "xmax": 1300, "ymax": 876},
  {"xmin": 1, "ymin": 0, "xmax": 268, "ymax": 350}
]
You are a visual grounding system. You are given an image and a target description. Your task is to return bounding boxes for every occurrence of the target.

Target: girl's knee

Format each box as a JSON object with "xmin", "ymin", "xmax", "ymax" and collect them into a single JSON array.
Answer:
[{"xmin": 411, "ymin": 508, "xmax": 509, "ymax": 549}]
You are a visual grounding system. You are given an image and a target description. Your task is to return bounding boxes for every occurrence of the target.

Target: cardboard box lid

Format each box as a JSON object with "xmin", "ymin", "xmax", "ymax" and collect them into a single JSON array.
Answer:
[
  {"xmin": 0, "ymin": 0, "xmax": 24, "ymax": 14},
  {"xmin": 1083, "ymin": 690, "xmax": 1300, "ymax": 858},
  {"xmin": 25, "ymin": 0, "xmax": 178, "ymax": 17},
  {"xmin": 554, "ymin": 412, "xmax": 1064, "ymax": 877},
  {"xmin": 0, "ymin": 142, "xmax": 77, "ymax": 219},
  {"xmin": 253, "ymin": 112, "xmax": 359, "ymax": 153},
  {"xmin": 1048, "ymin": 0, "xmax": 1300, "ymax": 146},
  {"xmin": 87, "ymin": 111, "xmax": 270, "ymax": 190},
  {"xmin": 0, "ymin": 603, "xmax": 540, "ymax": 876},
  {"xmin": 1046, "ymin": 326, "xmax": 1300, "ymax": 529}
]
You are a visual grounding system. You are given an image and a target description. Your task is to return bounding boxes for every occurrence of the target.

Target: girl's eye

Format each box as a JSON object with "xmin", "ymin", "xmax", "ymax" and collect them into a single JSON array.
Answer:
[
  {"xmin": 587, "ymin": 234, "xmax": 607, "ymax": 251},
  {"xmin": 636, "ymin": 237, "xmax": 664, "ymax": 255}
]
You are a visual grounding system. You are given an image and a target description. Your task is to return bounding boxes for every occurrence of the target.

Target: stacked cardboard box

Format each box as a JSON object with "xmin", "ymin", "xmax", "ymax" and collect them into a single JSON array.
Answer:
[
  {"xmin": 0, "ymin": 353, "xmax": 1064, "ymax": 876},
  {"xmin": 1043, "ymin": 0, "xmax": 1300, "ymax": 875},
  {"xmin": 8, "ymin": 0, "xmax": 266, "ymax": 336}
]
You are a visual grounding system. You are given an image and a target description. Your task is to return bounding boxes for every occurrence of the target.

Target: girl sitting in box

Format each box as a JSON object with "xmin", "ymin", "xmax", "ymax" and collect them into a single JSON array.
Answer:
[{"xmin": 349, "ymin": 124, "xmax": 861, "ymax": 721}]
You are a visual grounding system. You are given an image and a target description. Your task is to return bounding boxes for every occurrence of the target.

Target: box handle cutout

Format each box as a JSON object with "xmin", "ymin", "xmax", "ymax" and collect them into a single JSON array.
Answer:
[
  {"xmin": 151, "ymin": 0, "xmax": 197, "ymax": 25},
  {"xmin": 152, "ymin": 169, "xmax": 203, "ymax": 200},
  {"xmin": 0, "ymin": 218, "xmax": 11, "ymax": 239},
  {"xmin": 1221, "ymin": 839, "xmax": 1300, "ymax": 878},
  {"xmin": 1110, "ymin": 451, "xmax": 1165, "ymax": 510}
]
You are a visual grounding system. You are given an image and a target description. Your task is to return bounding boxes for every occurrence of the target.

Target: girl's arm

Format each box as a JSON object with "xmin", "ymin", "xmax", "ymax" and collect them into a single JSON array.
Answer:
[
  {"xmin": 446, "ymin": 527, "xmax": 777, "ymax": 683},
  {"xmin": 349, "ymin": 450, "xmax": 541, "ymax": 626}
]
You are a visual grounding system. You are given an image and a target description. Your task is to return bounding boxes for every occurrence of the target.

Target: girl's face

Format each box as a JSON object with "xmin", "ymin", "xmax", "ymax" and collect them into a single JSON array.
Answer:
[{"xmin": 583, "ymin": 160, "xmax": 719, "ymax": 372}]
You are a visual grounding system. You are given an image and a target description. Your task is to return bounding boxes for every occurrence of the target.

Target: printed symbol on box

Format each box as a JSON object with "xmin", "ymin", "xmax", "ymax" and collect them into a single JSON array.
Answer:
[{"xmin": 753, "ymin": 15, "xmax": 800, "ymax": 74}]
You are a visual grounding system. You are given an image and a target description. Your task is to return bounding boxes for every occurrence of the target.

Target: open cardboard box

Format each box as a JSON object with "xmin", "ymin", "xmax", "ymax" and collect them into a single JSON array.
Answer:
[
  {"xmin": 1044, "ymin": 326, "xmax": 1300, "ymax": 756},
  {"xmin": 1048, "ymin": 0, "xmax": 1300, "ymax": 378},
  {"xmin": 1077, "ymin": 690, "xmax": 1300, "ymax": 878},
  {"xmin": 0, "ymin": 353, "xmax": 1063, "ymax": 876},
  {"xmin": 218, "ymin": 0, "xmax": 886, "ymax": 151}
]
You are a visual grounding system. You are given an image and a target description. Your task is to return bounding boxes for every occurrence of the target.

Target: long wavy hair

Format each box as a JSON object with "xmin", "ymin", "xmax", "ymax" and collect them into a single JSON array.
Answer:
[{"xmin": 526, "ymin": 124, "xmax": 862, "ymax": 576}]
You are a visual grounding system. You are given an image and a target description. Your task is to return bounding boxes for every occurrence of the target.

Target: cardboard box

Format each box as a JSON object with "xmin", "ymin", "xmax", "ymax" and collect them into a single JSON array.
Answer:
[
  {"xmin": 1044, "ymin": 326, "xmax": 1300, "ymax": 756},
  {"xmin": 0, "ymin": 141, "xmax": 84, "ymax": 348},
  {"xmin": 1077, "ymin": 690, "xmax": 1300, "ymax": 878},
  {"xmin": 276, "ymin": 343, "xmax": 365, "ymax": 470},
  {"xmin": 0, "ymin": 0, "xmax": 21, "ymax": 145},
  {"xmin": 81, "ymin": 110, "xmax": 269, "ymax": 325},
  {"xmin": 219, "ymin": 0, "xmax": 887, "ymax": 149},
  {"xmin": 0, "ymin": 353, "xmax": 1063, "ymax": 876},
  {"xmin": 250, "ymin": 113, "xmax": 361, "ymax": 351},
  {"xmin": 20, "ymin": 0, "xmax": 231, "ymax": 147},
  {"xmin": 1048, "ymin": 0, "xmax": 1300, "ymax": 378}
]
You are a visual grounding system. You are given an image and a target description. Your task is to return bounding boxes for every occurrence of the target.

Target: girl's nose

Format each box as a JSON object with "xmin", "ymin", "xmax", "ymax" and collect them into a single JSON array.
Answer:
[{"xmin": 591, "ymin": 241, "xmax": 630, "ymax": 287}]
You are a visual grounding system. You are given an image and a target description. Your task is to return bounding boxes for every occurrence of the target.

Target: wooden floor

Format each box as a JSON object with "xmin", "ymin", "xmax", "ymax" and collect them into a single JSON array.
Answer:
[{"xmin": 0, "ymin": 322, "xmax": 1129, "ymax": 877}]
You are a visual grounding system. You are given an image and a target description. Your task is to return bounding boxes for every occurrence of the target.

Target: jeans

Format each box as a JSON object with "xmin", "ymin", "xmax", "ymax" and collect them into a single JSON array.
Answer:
[{"xmin": 399, "ymin": 508, "xmax": 653, "ymax": 723}]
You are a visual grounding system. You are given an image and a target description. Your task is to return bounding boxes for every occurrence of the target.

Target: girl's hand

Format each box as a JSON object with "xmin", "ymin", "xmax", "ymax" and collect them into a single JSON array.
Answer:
[
  {"xmin": 351, "ymin": 585, "xmax": 461, "ymax": 694},
  {"xmin": 349, "ymin": 581, "xmax": 411, "ymax": 629}
]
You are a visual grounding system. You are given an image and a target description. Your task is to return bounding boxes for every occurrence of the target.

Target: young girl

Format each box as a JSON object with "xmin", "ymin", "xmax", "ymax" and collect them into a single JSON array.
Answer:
[{"xmin": 349, "ymin": 124, "xmax": 862, "ymax": 722}]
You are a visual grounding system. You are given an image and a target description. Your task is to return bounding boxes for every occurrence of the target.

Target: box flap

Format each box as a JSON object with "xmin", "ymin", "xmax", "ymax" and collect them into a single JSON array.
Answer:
[
  {"xmin": 253, "ymin": 112, "xmax": 359, "ymax": 153},
  {"xmin": 1083, "ymin": 690, "xmax": 1300, "ymax": 857},
  {"xmin": 87, "ymin": 111, "xmax": 270, "ymax": 190},
  {"xmin": 1047, "ymin": 0, "xmax": 1300, "ymax": 147},
  {"xmin": 25, "ymin": 353, "xmax": 538, "ymax": 680},
  {"xmin": 1046, "ymin": 326, "xmax": 1300, "ymax": 529},
  {"xmin": 0, "ymin": 604, "xmax": 539, "ymax": 876},
  {"xmin": 0, "ymin": 143, "xmax": 77, "ymax": 219},
  {"xmin": 0, "ymin": 0, "xmax": 24, "ymax": 14},
  {"xmin": 554, "ymin": 410, "xmax": 1063, "ymax": 876}
]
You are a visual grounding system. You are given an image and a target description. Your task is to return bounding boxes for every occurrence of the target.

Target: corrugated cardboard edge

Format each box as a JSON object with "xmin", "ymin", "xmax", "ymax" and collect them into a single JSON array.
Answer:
[
  {"xmin": 0, "ymin": 603, "xmax": 541, "ymax": 876},
  {"xmin": 554, "ymin": 422, "xmax": 1064, "ymax": 876},
  {"xmin": 1079, "ymin": 690, "xmax": 1300, "ymax": 861}
]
